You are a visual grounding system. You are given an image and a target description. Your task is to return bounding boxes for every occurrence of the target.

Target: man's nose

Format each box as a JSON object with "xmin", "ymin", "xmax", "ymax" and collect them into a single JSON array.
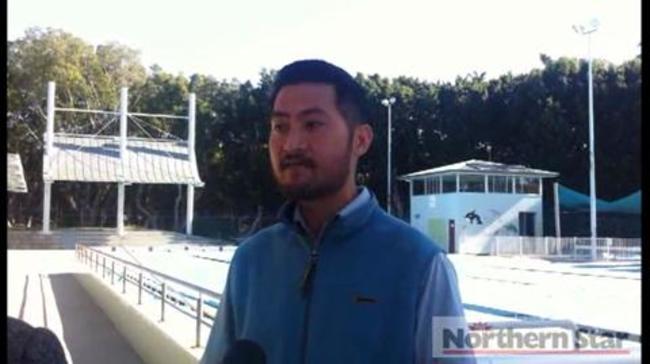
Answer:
[{"xmin": 283, "ymin": 127, "xmax": 307, "ymax": 152}]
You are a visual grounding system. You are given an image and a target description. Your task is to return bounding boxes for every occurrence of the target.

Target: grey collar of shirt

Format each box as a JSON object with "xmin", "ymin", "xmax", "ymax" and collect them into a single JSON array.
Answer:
[{"xmin": 293, "ymin": 186, "xmax": 371, "ymax": 236}]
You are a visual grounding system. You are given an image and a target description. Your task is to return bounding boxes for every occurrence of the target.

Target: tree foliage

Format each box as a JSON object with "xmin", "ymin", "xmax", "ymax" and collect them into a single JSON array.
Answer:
[{"xmin": 6, "ymin": 28, "xmax": 641, "ymax": 236}]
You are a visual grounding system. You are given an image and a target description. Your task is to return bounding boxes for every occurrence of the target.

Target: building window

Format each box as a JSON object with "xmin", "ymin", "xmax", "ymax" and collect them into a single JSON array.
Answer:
[
  {"xmin": 426, "ymin": 176, "xmax": 441, "ymax": 194},
  {"xmin": 459, "ymin": 174, "xmax": 485, "ymax": 192},
  {"xmin": 413, "ymin": 180, "xmax": 425, "ymax": 195},
  {"xmin": 516, "ymin": 177, "xmax": 540, "ymax": 194},
  {"xmin": 488, "ymin": 175, "xmax": 509, "ymax": 193},
  {"xmin": 442, "ymin": 175, "xmax": 457, "ymax": 193}
]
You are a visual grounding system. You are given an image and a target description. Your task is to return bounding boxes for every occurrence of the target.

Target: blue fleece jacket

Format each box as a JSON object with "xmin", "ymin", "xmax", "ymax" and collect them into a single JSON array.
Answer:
[{"xmin": 201, "ymin": 193, "xmax": 449, "ymax": 364}]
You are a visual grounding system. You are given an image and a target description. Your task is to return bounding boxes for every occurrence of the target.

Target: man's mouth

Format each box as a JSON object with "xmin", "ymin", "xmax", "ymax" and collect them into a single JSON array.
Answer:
[{"xmin": 280, "ymin": 159, "xmax": 314, "ymax": 170}]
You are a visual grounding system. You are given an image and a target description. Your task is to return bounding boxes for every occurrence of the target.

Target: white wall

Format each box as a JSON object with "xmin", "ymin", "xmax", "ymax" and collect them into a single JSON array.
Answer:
[{"xmin": 411, "ymin": 192, "xmax": 544, "ymax": 254}]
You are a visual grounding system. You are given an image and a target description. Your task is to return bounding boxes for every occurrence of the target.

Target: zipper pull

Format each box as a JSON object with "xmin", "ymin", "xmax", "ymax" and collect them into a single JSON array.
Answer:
[{"xmin": 300, "ymin": 250, "xmax": 319, "ymax": 297}]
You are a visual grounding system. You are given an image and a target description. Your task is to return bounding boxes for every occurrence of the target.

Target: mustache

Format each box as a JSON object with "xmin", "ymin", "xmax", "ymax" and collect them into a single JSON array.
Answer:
[{"xmin": 280, "ymin": 155, "xmax": 315, "ymax": 170}]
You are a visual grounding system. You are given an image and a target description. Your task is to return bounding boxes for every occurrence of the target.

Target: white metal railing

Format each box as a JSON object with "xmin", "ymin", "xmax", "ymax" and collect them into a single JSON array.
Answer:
[
  {"xmin": 75, "ymin": 244, "xmax": 221, "ymax": 347},
  {"xmin": 488, "ymin": 236, "xmax": 641, "ymax": 260}
]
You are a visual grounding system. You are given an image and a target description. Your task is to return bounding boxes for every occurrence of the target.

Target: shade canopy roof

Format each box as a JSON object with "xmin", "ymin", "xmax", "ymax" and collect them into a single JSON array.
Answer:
[
  {"xmin": 558, "ymin": 184, "xmax": 640, "ymax": 215},
  {"xmin": 45, "ymin": 133, "xmax": 204, "ymax": 186}
]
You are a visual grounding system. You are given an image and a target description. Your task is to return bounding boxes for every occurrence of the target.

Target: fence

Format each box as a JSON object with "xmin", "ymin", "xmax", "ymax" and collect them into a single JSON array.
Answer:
[
  {"xmin": 75, "ymin": 244, "xmax": 221, "ymax": 347},
  {"xmin": 489, "ymin": 236, "xmax": 641, "ymax": 260}
]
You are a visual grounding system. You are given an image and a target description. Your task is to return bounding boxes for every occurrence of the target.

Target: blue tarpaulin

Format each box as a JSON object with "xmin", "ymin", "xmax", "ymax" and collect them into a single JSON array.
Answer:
[{"xmin": 558, "ymin": 185, "xmax": 641, "ymax": 215}]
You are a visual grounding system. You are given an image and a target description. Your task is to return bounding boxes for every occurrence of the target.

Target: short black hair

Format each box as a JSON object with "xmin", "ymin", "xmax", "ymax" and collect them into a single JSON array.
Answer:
[{"xmin": 269, "ymin": 59, "xmax": 369, "ymax": 126}]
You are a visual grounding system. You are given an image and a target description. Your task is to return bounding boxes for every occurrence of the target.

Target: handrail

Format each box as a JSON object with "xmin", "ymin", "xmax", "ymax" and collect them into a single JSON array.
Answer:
[
  {"xmin": 78, "ymin": 244, "xmax": 221, "ymax": 299},
  {"xmin": 75, "ymin": 243, "xmax": 221, "ymax": 347}
]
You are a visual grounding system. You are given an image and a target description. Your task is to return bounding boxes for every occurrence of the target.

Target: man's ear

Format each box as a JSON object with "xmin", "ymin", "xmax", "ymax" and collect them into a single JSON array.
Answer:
[{"xmin": 353, "ymin": 124, "xmax": 373, "ymax": 157}]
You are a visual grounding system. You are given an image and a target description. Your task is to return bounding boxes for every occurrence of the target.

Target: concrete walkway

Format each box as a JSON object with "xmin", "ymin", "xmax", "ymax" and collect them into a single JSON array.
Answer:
[{"xmin": 7, "ymin": 250, "xmax": 143, "ymax": 364}]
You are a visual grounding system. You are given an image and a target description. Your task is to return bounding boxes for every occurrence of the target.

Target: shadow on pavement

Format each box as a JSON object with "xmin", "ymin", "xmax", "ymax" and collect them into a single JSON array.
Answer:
[{"xmin": 49, "ymin": 273, "xmax": 144, "ymax": 364}]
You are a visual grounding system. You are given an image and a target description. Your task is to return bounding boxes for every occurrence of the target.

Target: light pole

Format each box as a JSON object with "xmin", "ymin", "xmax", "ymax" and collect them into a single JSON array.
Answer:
[
  {"xmin": 573, "ymin": 18, "xmax": 599, "ymax": 260},
  {"xmin": 381, "ymin": 97, "xmax": 396, "ymax": 215}
]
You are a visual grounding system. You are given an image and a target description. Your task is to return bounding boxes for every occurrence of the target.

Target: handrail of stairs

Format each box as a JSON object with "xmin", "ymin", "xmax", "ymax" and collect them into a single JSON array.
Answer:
[{"xmin": 75, "ymin": 244, "xmax": 221, "ymax": 348}]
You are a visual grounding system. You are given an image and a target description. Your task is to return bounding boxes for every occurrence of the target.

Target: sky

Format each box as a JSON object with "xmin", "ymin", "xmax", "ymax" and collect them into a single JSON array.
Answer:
[{"xmin": 7, "ymin": 0, "xmax": 641, "ymax": 84}]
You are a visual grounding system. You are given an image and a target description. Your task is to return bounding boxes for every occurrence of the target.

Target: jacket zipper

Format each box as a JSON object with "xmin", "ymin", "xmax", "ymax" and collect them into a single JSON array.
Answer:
[{"xmin": 298, "ymin": 233, "xmax": 322, "ymax": 364}]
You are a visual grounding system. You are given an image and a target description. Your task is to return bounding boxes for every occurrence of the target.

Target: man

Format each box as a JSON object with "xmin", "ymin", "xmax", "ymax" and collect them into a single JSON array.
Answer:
[{"xmin": 201, "ymin": 60, "xmax": 473, "ymax": 364}]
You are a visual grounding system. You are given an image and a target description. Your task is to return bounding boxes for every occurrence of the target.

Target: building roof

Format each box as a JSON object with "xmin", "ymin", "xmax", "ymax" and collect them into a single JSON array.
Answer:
[
  {"xmin": 398, "ymin": 159, "xmax": 559, "ymax": 180},
  {"xmin": 45, "ymin": 133, "xmax": 204, "ymax": 186},
  {"xmin": 7, "ymin": 153, "xmax": 28, "ymax": 193}
]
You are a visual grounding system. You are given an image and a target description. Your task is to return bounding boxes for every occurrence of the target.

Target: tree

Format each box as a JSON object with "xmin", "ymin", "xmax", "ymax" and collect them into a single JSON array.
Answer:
[{"xmin": 7, "ymin": 28, "xmax": 641, "ymax": 236}]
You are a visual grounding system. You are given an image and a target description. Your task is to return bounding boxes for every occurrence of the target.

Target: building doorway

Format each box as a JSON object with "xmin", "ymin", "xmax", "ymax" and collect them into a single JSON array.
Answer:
[{"xmin": 518, "ymin": 212, "xmax": 535, "ymax": 236}]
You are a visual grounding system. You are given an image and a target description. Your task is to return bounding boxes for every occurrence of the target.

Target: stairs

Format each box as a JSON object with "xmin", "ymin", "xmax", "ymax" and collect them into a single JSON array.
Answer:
[{"xmin": 7, "ymin": 227, "xmax": 227, "ymax": 249}]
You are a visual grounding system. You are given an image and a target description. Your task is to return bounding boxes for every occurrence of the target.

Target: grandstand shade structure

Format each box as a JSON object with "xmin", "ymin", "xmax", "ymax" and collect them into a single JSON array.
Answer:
[{"xmin": 42, "ymin": 82, "xmax": 203, "ymax": 236}]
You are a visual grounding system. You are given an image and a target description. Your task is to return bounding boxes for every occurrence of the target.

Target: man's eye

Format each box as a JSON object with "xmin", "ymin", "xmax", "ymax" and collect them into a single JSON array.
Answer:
[
  {"xmin": 305, "ymin": 120, "xmax": 323, "ymax": 130},
  {"xmin": 272, "ymin": 123, "xmax": 288, "ymax": 133}
]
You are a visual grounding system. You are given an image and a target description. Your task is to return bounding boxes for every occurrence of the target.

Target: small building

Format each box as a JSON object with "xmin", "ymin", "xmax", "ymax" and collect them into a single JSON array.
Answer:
[{"xmin": 398, "ymin": 160, "xmax": 558, "ymax": 254}]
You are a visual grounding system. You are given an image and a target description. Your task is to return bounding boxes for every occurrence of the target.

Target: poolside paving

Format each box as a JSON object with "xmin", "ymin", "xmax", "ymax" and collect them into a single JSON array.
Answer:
[
  {"xmin": 7, "ymin": 250, "xmax": 144, "ymax": 364},
  {"xmin": 8, "ymin": 246, "xmax": 641, "ymax": 363}
]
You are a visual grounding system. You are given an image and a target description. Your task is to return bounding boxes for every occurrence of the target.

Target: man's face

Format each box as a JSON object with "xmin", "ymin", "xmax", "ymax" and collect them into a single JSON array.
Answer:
[{"xmin": 269, "ymin": 83, "xmax": 355, "ymax": 201}]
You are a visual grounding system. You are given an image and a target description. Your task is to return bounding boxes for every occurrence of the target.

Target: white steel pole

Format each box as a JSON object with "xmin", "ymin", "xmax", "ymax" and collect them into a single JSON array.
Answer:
[
  {"xmin": 387, "ymin": 102, "xmax": 392, "ymax": 215},
  {"xmin": 554, "ymin": 182, "xmax": 561, "ymax": 240},
  {"xmin": 117, "ymin": 184, "xmax": 125, "ymax": 235},
  {"xmin": 186, "ymin": 93, "xmax": 196, "ymax": 235},
  {"xmin": 46, "ymin": 82, "xmax": 55, "ymax": 154},
  {"xmin": 42, "ymin": 81, "xmax": 56, "ymax": 234},
  {"xmin": 117, "ymin": 87, "xmax": 128, "ymax": 236},
  {"xmin": 42, "ymin": 182, "xmax": 52, "ymax": 234},
  {"xmin": 120, "ymin": 87, "xmax": 128, "ymax": 159},
  {"xmin": 587, "ymin": 33, "xmax": 597, "ymax": 261},
  {"xmin": 408, "ymin": 180, "xmax": 413, "ymax": 223}
]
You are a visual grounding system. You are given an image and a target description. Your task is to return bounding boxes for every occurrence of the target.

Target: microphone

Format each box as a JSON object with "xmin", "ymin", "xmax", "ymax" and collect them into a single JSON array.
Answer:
[{"xmin": 222, "ymin": 339, "xmax": 266, "ymax": 364}]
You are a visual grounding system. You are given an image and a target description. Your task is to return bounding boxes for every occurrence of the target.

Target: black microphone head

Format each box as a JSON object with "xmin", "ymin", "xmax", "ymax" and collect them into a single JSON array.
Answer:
[{"xmin": 222, "ymin": 339, "xmax": 266, "ymax": 364}]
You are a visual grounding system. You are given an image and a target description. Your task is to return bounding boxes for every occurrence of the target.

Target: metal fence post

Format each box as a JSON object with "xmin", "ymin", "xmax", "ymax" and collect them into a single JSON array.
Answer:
[
  {"xmin": 495, "ymin": 237, "xmax": 499, "ymax": 256},
  {"xmin": 123, "ymin": 266, "xmax": 127, "ymax": 294},
  {"xmin": 544, "ymin": 236, "xmax": 549, "ymax": 256},
  {"xmin": 196, "ymin": 293, "xmax": 203, "ymax": 347},
  {"xmin": 138, "ymin": 273, "xmax": 143, "ymax": 305},
  {"xmin": 111, "ymin": 261, "xmax": 115, "ymax": 285},
  {"xmin": 573, "ymin": 237, "xmax": 578, "ymax": 259},
  {"xmin": 160, "ymin": 283, "xmax": 166, "ymax": 322},
  {"xmin": 606, "ymin": 238, "xmax": 612, "ymax": 260},
  {"xmin": 519, "ymin": 236, "xmax": 524, "ymax": 256},
  {"xmin": 95, "ymin": 254, "xmax": 99, "ymax": 272},
  {"xmin": 102, "ymin": 257, "xmax": 106, "ymax": 279}
]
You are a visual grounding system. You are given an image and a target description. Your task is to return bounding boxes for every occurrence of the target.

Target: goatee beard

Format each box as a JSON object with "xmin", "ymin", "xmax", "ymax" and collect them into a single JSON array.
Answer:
[
  {"xmin": 274, "ymin": 136, "xmax": 354, "ymax": 202},
  {"xmin": 278, "ymin": 172, "xmax": 349, "ymax": 201}
]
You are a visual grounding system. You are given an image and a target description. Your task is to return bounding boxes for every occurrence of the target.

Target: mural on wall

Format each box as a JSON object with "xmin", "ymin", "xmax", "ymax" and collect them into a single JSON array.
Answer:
[
  {"xmin": 464, "ymin": 210, "xmax": 483, "ymax": 225},
  {"xmin": 488, "ymin": 209, "xmax": 519, "ymax": 236},
  {"xmin": 461, "ymin": 209, "xmax": 484, "ymax": 237},
  {"xmin": 427, "ymin": 218, "xmax": 448, "ymax": 249},
  {"xmin": 460, "ymin": 208, "xmax": 519, "ymax": 239}
]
